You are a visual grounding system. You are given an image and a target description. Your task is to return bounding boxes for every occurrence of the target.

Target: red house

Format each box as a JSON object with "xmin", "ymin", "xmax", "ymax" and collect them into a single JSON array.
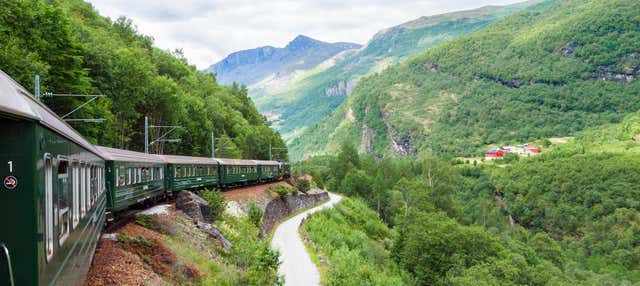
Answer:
[
  {"xmin": 526, "ymin": 146, "xmax": 539, "ymax": 154},
  {"xmin": 485, "ymin": 148, "xmax": 504, "ymax": 160}
]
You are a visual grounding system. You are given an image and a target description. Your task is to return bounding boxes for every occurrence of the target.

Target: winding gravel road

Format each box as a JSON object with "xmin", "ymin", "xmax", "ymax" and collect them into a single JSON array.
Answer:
[{"xmin": 271, "ymin": 193, "xmax": 342, "ymax": 286}]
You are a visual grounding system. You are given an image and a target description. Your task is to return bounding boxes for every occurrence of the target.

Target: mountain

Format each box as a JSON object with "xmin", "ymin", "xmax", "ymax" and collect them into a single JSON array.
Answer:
[
  {"xmin": 205, "ymin": 35, "xmax": 361, "ymax": 86},
  {"xmin": 250, "ymin": 1, "xmax": 540, "ymax": 143},
  {"xmin": 290, "ymin": 0, "xmax": 640, "ymax": 160}
]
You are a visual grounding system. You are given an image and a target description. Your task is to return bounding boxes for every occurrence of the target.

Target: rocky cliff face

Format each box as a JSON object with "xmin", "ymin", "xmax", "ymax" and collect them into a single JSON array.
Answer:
[
  {"xmin": 206, "ymin": 35, "xmax": 361, "ymax": 86},
  {"xmin": 259, "ymin": 191, "xmax": 330, "ymax": 237}
]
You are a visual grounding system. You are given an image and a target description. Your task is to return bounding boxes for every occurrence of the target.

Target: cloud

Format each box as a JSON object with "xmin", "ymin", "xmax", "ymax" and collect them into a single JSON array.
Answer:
[{"xmin": 87, "ymin": 0, "xmax": 525, "ymax": 69}]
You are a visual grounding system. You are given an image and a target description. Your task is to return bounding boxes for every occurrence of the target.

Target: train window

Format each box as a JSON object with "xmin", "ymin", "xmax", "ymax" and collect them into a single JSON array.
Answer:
[
  {"xmin": 150, "ymin": 168, "xmax": 155, "ymax": 181},
  {"xmin": 89, "ymin": 166, "xmax": 95, "ymax": 206},
  {"xmin": 117, "ymin": 166, "xmax": 124, "ymax": 187},
  {"xmin": 58, "ymin": 160, "xmax": 70, "ymax": 245},
  {"xmin": 93, "ymin": 167, "xmax": 97, "ymax": 202},
  {"xmin": 80, "ymin": 164, "xmax": 86, "ymax": 217},
  {"xmin": 100, "ymin": 167, "xmax": 105, "ymax": 195},
  {"xmin": 85, "ymin": 166, "xmax": 91, "ymax": 211},
  {"xmin": 72, "ymin": 162, "xmax": 79, "ymax": 228},
  {"xmin": 159, "ymin": 167, "xmax": 163, "ymax": 180},
  {"xmin": 142, "ymin": 168, "xmax": 149, "ymax": 182},
  {"xmin": 44, "ymin": 155, "xmax": 54, "ymax": 262},
  {"xmin": 126, "ymin": 168, "xmax": 131, "ymax": 185}
]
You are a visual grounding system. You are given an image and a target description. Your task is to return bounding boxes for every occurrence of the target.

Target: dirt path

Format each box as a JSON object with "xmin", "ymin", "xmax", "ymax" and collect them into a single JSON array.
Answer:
[{"xmin": 270, "ymin": 193, "xmax": 342, "ymax": 286}]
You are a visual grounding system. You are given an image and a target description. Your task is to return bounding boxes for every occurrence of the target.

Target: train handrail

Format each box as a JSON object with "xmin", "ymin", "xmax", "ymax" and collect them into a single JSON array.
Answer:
[{"xmin": 0, "ymin": 243, "xmax": 15, "ymax": 286}]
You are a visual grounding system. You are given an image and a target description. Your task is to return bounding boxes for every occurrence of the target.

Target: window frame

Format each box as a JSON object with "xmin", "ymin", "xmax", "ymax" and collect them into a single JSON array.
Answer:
[
  {"xmin": 80, "ymin": 163, "xmax": 87, "ymax": 218},
  {"xmin": 44, "ymin": 154, "xmax": 54, "ymax": 262},
  {"xmin": 72, "ymin": 161, "xmax": 79, "ymax": 228},
  {"xmin": 57, "ymin": 158, "xmax": 70, "ymax": 246}
]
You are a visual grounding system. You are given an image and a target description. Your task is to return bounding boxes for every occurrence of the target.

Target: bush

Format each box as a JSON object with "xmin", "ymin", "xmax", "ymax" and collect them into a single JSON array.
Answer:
[
  {"xmin": 296, "ymin": 178, "xmax": 311, "ymax": 193},
  {"xmin": 275, "ymin": 185, "xmax": 292, "ymax": 199},
  {"xmin": 199, "ymin": 189, "xmax": 227, "ymax": 221},
  {"xmin": 312, "ymin": 175, "xmax": 325, "ymax": 190},
  {"xmin": 248, "ymin": 203, "xmax": 263, "ymax": 227},
  {"xmin": 135, "ymin": 214, "xmax": 173, "ymax": 234}
]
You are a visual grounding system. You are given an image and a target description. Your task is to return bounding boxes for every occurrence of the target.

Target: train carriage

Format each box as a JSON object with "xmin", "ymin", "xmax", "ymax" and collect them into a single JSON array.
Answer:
[
  {"xmin": 0, "ymin": 70, "xmax": 106, "ymax": 286},
  {"xmin": 0, "ymin": 69, "xmax": 291, "ymax": 285},
  {"xmin": 254, "ymin": 160, "xmax": 281, "ymax": 182},
  {"xmin": 96, "ymin": 147, "xmax": 165, "ymax": 215},
  {"xmin": 280, "ymin": 162, "xmax": 291, "ymax": 179},
  {"xmin": 161, "ymin": 155, "xmax": 219, "ymax": 191},
  {"xmin": 216, "ymin": 158, "xmax": 259, "ymax": 187}
]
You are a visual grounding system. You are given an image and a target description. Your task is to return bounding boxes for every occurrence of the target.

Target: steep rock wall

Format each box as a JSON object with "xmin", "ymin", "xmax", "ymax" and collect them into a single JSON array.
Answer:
[{"xmin": 259, "ymin": 191, "xmax": 330, "ymax": 237}]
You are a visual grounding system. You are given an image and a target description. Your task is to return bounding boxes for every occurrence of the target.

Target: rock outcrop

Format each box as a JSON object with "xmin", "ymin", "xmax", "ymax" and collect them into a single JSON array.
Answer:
[
  {"xmin": 259, "ymin": 191, "xmax": 330, "ymax": 237},
  {"xmin": 175, "ymin": 190, "xmax": 231, "ymax": 249},
  {"xmin": 176, "ymin": 190, "xmax": 212, "ymax": 223},
  {"xmin": 197, "ymin": 222, "xmax": 232, "ymax": 249}
]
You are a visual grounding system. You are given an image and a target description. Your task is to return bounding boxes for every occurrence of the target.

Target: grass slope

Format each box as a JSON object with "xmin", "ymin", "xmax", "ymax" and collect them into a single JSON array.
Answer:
[{"xmin": 291, "ymin": 0, "xmax": 640, "ymax": 160}]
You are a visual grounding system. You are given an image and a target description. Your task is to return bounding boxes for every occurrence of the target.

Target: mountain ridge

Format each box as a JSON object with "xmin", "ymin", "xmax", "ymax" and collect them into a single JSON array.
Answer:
[
  {"xmin": 248, "ymin": 0, "xmax": 541, "ymax": 144},
  {"xmin": 290, "ymin": 0, "xmax": 640, "ymax": 160},
  {"xmin": 205, "ymin": 35, "xmax": 361, "ymax": 86}
]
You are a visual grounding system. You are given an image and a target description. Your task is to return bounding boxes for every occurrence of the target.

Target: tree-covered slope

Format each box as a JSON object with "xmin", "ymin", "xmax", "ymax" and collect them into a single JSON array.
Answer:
[
  {"xmin": 251, "ymin": 1, "xmax": 538, "ymax": 142},
  {"xmin": 291, "ymin": 0, "xmax": 640, "ymax": 160},
  {"xmin": 0, "ymin": 0, "xmax": 287, "ymax": 159}
]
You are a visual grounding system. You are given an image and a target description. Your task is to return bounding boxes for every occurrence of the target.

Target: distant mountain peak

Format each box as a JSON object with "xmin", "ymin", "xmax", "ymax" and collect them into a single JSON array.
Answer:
[
  {"xmin": 205, "ymin": 35, "xmax": 361, "ymax": 86},
  {"xmin": 286, "ymin": 34, "xmax": 323, "ymax": 49}
]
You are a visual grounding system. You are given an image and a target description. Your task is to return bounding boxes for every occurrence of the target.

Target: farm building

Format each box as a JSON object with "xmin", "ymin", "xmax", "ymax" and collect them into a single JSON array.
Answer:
[{"xmin": 485, "ymin": 148, "xmax": 505, "ymax": 160}]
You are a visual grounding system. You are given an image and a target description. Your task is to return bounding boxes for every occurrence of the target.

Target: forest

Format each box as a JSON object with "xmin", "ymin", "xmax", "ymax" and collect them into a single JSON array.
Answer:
[
  {"xmin": 0, "ymin": 0, "xmax": 287, "ymax": 159},
  {"xmin": 290, "ymin": 0, "xmax": 640, "ymax": 159},
  {"xmin": 300, "ymin": 137, "xmax": 640, "ymax": 285}
]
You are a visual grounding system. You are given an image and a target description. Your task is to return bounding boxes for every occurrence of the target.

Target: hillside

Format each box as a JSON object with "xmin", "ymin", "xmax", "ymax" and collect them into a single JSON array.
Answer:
[
  {"xmin": 298, "ymin": 139, "xmax": 640, "ymax": 285},
  {"xmin": 250, "ymin": 1, "xmax": 539, "ymax": 142},
  {"xmin": 290, "ymin": 0, "xmax": 640, "ymax": 160},
  {"xmin": 205, "ymin": 35, "xmax": 361, "ymax": 86},
  {"xmin": 0, "ymin": 0, "xmax": 287, "ymax": 159}
]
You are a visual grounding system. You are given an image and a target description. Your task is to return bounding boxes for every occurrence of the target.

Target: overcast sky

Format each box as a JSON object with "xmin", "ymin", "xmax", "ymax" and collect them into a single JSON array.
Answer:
[{"xmin": 87, "ymin": 0, "xmax": 524, "ymax": 69}]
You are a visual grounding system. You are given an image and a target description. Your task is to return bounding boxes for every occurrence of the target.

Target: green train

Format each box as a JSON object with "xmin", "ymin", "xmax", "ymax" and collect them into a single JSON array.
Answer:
[{"xmin": 0, "ymin": 69, "xmax": 289, "ymax": 285}]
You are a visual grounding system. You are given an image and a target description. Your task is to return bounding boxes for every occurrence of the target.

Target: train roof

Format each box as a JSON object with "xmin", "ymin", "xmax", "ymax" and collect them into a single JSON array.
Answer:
[
  {"xmin": 252, "ymin": 160, "xmax": 280, "ymax": 166},
  {"xmin": 160, "ymin": 154, "xmax": 217, "ymax": 165},
  {"xmin": 95, "ymin": 146, "xmax": 165, "ymax": 164},
  {"xmin": 214, "ymin": 158, "xmax": 257, "ymax": 166},
  {"xmin": 0, "ymin": 69, "xmax": 103, "ymax": 157}
]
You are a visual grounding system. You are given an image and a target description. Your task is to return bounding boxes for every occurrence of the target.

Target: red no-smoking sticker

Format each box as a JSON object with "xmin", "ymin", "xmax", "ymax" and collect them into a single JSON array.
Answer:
[{"xmin": 4, "ymin": 176, "xmax": 17, "ymax": 190}]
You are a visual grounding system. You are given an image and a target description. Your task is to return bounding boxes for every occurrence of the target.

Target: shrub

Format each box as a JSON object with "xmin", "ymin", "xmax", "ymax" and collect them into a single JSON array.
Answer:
[
  {"xmin": 296, "ymin": 178, "xmax": 311, "ymax": 193},
  {"xmin": 312, "ymin": 175, "xmax": 325, "ymax": 190},
  {"xmin": 199, "ymin": 188, "xmax": 227, "ymax": 221},
  {"xmin": 275, "ymin": 185, "xmax": 292, "ymax": 199},
  {"xmin": 248, "ymin": 202, "xmax": 263, "ymax": 227},
  {"xmin": 135, "ymin": 214, "xmax": 174, "ymax": 234}
]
